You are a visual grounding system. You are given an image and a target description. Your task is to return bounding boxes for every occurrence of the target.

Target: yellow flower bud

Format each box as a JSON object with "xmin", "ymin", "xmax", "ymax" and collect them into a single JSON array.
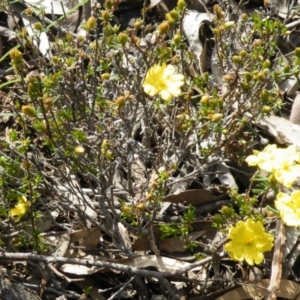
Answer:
[
  {"xmin": 10, "ymin": 48, "xmax": 23, "ymax": 64},
  {"xmin": 115, "ymin": 96, "xmax": 126, "ymax": 107},
  {"xmin": 256, "ymin": 72, "xmax": 266, "ymax": 82},
  {"xmin": 241, "ymin": 117, "xmax": 248, "ymax": 125},
  {"xmin": 241, "ymin": 82, "xmax": 250, "ymax": 91},
  {"xmin": 295, "ymin": 47, "xmax": 300, "ymax": 58},
  {"xmin": 146, "ymin": 193, "xmax": 153, "ymax": 201},
  {"xmin": 158, "ymin": 21, "xmax": 170, "ymax": 34},
  {"xmin": 244, "ymin": 72, "xmax": 252, "ymax": 82},
  {"xmin": 222, "ymin": 129, "xmax": 229, "ymax": 135},
  {"xmin": 25, "ymin": 8, "xmax": 33, "ymax": 16},
  {"xmin": 283, "ymin": 65, "xmax": 291, "ymax": 73},
  {"xmin": 212, "ymin": 213, "xmax": 224, "ymax": 225},
  {"xmin": 241, "ymin": 13, "xmax": 248, "ymax": 21},
  {"xmin": 43, "ymin": 97, "xmax": 53, "ymax": 109},
  {"xmin": 239, "ymin": 50, "xmax": 247, "ymax": 57},
  {"xmin": 200, "ymin": 95, "xmax": 209, "ymax": 104},
  {"xmin": 136, "ymin": 202, "xmax": 146, "ymax": 211},
  {"xmin": 221, "ymin": 206, "xmax": 233, "ymax": 217},
  {"xmin": 87, "ymin": 16, "xmax": 97, "ymax": 30},
  {"xmin": 74, "ymin": 145, "xmax": 85, "ymax": 156},
  {"xmin": 101, "ymin": 10, "xmax": 111, "ymax": 22},
  {"xmin": 169, "ymin": 9, "xmax": 179, "ymax": 21},
  {"xmin": 165, "ymin": 13, "xmax": 176, "ymax": 25},
  {"xmin": 173, "ymin": 33, "xmax": 182, "ymax": 45},
  {"xmin": 22, "ymin": 105, "xmax": 36, "ymax": 117},
  {"xmin": 112, "ymin": 25, "xmax": 119, "ymax": 34},
  {"xmin": 262, "ymin": 59, "xmax": 271, "ymax": 69},
  {"xmin": 261, "ymin": 89, "xmax": 269, "ymax": 101},
  {"xmin": 51, "ymin": 56, "xmax": 59, "ymax": 63},
  {"xmin": 211, "ymin": 113, "xmax": 223, "ymax": 123},
  {"xmin": 177, "ymin": 0, "xmax": 186, "ymax": 10},
  {"xmin": 232, "ymin": 55, "xmax": 241, "ymax": 64},
  {"xmin": 223, "ymin": 74, "xmax": 232, "ymax": 82},
  {"xmin": 105, "ymin": 0, "xmax": 112, "ymax": 8},
  {"xmin": 122, "ymin": 205, "xmax": 131, "ymax": 213},
  {"xmin": 101, "ymin": 73, "xmax": 110, "ymax": 80},
  {"xmin": 33, "ymin": 22, "xmax": 43, "ymax": 31},
  {"xmin": 134, "ymin": 19, "xmax": 143, "ymax": 30},
  {"xmin": 262, "ymin": 105, "xmax": 271, "ymax": 113},
  {"xmin": 118, "ymin": 32, "xmax": 128, "ymax": 47},
  {"xmin": 214, "ymin": 5, "xmax": 224, "ymax": 18}
]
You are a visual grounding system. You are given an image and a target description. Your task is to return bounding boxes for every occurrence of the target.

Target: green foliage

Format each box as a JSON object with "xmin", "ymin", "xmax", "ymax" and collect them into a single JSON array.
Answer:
[
  {"xmin": 190, "ymin": 6, "xmax": 300, "ymax": 162},
  {"xmin": 229, "ymin": 190, "xmax": 260, "ymax": 219},
  {"xmin": 83, "ymin": 286, "xmax": 93, "ymax": 296},
  {"xmin": 159, "ymin": 205, "xmax": 195, "ymax": 239},
  {"xmin": 0, "ymin": 0, "xmax": 297, "ymax": 263}
]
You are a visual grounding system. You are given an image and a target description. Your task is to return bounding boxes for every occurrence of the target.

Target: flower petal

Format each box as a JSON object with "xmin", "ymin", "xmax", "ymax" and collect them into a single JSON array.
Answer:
[
  {"xmin": 224, "ymin": 218, "xmax": 273, "ymax": 265},
  {"xmin": 159, "ymin": 90, "xmax": 172, "ymax": 101},
  {"xmin": 142, "ymin": 63, "xmax": 184, "ymax": 100},
  {"xmin": 245, "ymin": 154, "xmax": 259, "ymax": 166},
  {"xmin": 276, "ymin": 191, "xmax": 300, "ymax": 226}
]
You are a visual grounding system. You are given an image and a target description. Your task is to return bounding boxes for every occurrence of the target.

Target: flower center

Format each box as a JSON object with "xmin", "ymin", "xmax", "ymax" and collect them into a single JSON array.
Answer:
[
  {"xmin": 157, "ymin": 79, "xmax": 167, "ymax": 91},
  {"xmin": 244, "ymin": 237, "xmax": 253, "ymax": 245},
  {"xmin": 281, "ymin": 161, "xmax": 291, "ymax": 171}
]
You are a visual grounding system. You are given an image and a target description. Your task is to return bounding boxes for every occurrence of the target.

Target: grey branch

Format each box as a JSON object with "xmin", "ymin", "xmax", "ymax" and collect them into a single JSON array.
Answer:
[{"xmin": 0, "ymin": 252, "xmax": 214, "ymax": 278}]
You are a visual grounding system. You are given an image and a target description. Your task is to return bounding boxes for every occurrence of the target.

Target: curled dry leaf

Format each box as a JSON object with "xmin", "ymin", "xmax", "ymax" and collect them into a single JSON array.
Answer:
[
  {"xmin": 160, "ymin": 230, "xmax": 206, "ymax": 253},
  {"xmin": 118, "ymin": 222, "xmax": 132, "ymax": 250},
  {"xmin": 211, "ymin": 161, "xmax": 238, "ymax": 189},
  {"xmin": 8, "ymin": 1, "xmax": 51, "ymax": 58},
  {"xmin": 182, "ymin": 10, "xmax": 212, "ymax": 73},
  {"xmin": 22, "ymin": 0, "xmax": 75, "ymax": 15},
  {"xmin": 70, "ymin": 227, "xmax": 102, "ymax": 248},
  {"xmin": 282, "ymin": 226, "xmax": 300, "ymax": 279},
  {"xmin": 255, "ymin": 115, "xmax": 300, "ymax": 149},
  {"xmin": 290, "ymin": 93, "xmax": 300, "ymax": 125},
  {"xmin": 265, "ymin": 0, "xmax": 300, "ymax": 19},
  {"xmin": 163, "ymin": 189, "xmax": 227, "ymax": 206},
  {"xmin": 215, "ymin": 279, "xmax": 300, "ymax": 300}
]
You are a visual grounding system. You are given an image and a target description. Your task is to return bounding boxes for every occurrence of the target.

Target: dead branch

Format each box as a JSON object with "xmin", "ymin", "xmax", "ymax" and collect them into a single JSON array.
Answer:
[{"xmin": 0, "ymin": 252, "xmax": 214, "ymax": 278}]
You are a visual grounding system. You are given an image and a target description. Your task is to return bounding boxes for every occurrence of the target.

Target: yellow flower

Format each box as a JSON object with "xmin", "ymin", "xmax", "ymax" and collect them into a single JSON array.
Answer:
[
  {"xmin": 272, "ymin": 145, "xmax": 300, "ymax": 188},
  {"xmin": 279, "ymin": 145, "xmax": 300, "ymax": 164},
  {"xmin": 274, "ymin": 163, "xmax": 300, "ymax": 188},
  {"xmin": 246, "ymin": 144, "xmax": 300, "ymax": 188},
  {"xmin": 245, "ymin": 144, "xmax": 277, "ymax": 172},
  {"xmin": 142, "ymin": 63, "xmax": 184, "ymax": 101},
  {"xmin": 224, "ymin": 218, "xmax": 273, "ymax": 265},
  {"xmin": 10, "ymin": 196, "xmax": 29, "ymax": 222},
  {"xmin": 275, "ymin": 191, "xmax": 300, "ymax": 226}
]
